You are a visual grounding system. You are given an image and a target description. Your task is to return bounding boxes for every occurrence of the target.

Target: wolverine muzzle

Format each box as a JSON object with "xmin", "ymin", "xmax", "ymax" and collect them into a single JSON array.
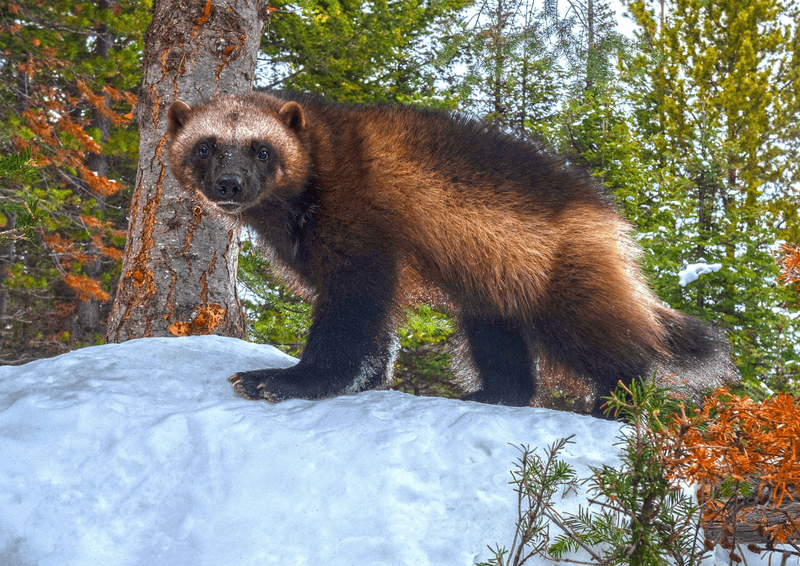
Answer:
[{"xmin": 216, "ymin": 174, "xmax": 244, "ymax": 199}]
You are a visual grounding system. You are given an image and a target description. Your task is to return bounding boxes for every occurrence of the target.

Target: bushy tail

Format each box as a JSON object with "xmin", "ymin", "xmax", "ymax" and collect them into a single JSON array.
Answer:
[{"xmin": 654, "ymin": 307, "xmax": 738, "ymax": 395}]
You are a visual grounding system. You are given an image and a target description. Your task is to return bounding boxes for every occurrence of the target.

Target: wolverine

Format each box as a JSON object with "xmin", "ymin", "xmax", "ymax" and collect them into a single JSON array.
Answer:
[{"xmin": 166, "ymin": 91, "xmax": 736, "ymax": 413}]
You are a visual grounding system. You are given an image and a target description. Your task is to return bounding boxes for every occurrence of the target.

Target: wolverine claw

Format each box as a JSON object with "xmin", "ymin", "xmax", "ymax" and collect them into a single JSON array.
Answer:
[
  {"xmin": 229, "ymin": 370, "xmax": 289, "ymax": 402},
  {"xmin": 229, "ymin": 372, "xmax": 270, "ymax": 401}
]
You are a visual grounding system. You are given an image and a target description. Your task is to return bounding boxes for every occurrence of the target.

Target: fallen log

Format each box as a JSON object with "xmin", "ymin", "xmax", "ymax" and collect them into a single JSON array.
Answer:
[{"xmin": 702, "ymin": 481, "xmax": 800, "ymax": 548}]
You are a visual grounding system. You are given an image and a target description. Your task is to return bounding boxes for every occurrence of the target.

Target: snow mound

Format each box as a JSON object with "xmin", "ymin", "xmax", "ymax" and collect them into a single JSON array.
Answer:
[{"xmin": 0, "ymin": 336, "xmax": 621, "ymax": 565}]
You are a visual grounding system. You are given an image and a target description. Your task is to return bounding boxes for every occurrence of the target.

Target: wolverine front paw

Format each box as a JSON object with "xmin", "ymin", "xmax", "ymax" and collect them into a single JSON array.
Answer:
[
  {"xmin": 228, "ymin": 366, "xmax": 333, "ymax": 402},
  {"xmin": 229, "ymin": 369, "xmax": 290, "ymax": 402}
]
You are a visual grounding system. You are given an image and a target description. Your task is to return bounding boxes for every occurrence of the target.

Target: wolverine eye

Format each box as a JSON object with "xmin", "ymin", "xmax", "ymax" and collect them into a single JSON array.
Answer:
[
  {"xmin": 198, "ymin": 143, "xmax": 209, "ymax": 158},
  {"xmin": 257, "ymin": 147, "xmax": 269, "ymax": 161}
]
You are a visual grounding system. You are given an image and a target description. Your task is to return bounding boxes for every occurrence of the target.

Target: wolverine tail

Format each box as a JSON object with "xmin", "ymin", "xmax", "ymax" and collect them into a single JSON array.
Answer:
[{"xmin": 654, "ymin": 307, "xmax": 738, "ymax": 395}]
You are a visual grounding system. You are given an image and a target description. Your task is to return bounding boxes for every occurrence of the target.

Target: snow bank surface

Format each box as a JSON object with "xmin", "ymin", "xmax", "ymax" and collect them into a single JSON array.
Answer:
[{"xmin": 0, "ymin": 336, "xmax": 786, "ymax": 565}]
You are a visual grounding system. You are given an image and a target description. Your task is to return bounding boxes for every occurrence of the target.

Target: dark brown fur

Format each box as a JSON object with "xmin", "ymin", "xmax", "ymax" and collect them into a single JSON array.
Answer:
[{"xmin": 166, "ymin": 91, "xmax": 736, "ymax": 413}]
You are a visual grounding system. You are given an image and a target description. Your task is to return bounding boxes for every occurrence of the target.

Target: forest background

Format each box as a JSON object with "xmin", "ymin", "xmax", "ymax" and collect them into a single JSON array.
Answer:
[{"xmin": 1, "ymin": 0, "xmax": 799, "ymax": 404}]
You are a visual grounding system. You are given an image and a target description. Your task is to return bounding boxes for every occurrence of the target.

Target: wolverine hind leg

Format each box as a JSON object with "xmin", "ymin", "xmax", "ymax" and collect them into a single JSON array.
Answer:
[
  {"xmin": 460, "ymin": 317, "xmax": 534, "ymax": 406},
  {"xmin": 528, "ymin": 313, "xmax": 655, "ymax": 417}
]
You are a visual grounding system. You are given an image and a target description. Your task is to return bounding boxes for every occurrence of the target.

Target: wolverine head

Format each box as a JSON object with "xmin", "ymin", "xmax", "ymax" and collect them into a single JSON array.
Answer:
[{"xmin": 166, "ymin": 94, "xmax": 310, "ymax": 213}]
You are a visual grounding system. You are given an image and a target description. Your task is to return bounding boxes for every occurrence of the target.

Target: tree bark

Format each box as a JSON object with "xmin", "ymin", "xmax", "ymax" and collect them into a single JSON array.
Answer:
[
  {"xmin": 0, "ymin": 212, "xmax": 16, "ymax": 355},
  {"xmin": 107, "ymin": 0, "xmax": 269, "ymax": 341},
  {"xmin": 703, "ymin": 481, "xmax": 800, "ymax": 546}
]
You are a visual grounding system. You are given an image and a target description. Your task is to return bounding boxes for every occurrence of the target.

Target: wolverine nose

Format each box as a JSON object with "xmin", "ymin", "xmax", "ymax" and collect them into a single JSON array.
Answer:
[{"xmin": 217, "ymin": 174, "xmax": 243, "ymax": 198}]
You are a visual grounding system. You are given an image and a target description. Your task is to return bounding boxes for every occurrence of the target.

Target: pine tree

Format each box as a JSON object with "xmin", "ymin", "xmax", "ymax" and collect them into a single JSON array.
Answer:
[
  {"xmin": 621, "ymin": 0, "xmax": 800, "ymax": 388},
  {"xmin": 0, "ymin": 0, "xmax": 143, "ymax": 362},
  {"xmin": 445, "ymin": 0, "xmax": 565, "ymax": 134},
  {"xmin": 260, "ymin": 0, "xmax": 469, "ymax": 103}
]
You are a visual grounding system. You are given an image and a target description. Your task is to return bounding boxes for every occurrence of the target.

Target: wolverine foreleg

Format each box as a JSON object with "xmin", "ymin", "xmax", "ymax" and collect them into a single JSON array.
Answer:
[{"xmin": 230, "ymin": 253, "xmax": 399, "ymax": 401}]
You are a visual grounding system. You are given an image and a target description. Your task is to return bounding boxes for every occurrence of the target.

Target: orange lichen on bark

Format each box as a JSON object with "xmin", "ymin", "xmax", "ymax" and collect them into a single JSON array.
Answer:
[
  {"xmin": 167, "ymin": 303, "xmax": 226, "ymax": 336},
  {"xmin": 190, "ymin": 0, "xmax": 214, "ymax": 44},
  {"xmin": 197, "ymin": 0, "xmax": 212, "ymax": 25}
]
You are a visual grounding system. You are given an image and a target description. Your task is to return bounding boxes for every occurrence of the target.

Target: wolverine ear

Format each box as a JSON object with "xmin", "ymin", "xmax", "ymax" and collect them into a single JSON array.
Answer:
[
  {"xmin": 167, "ymin": 100, "xmax": 193, "ymax": 138},
  {"xmin": 278, "ymin": 101, "xmax": 305, "ymax": 133}
]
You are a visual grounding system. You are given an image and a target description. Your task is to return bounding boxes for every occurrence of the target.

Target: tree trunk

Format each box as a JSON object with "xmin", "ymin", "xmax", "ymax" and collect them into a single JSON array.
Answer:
[
  {"xmin": 586, "ymin": 0, "xmax": 593, "ymax": 91},
  {"xmin": 0, "ymin": 212, "xmax": 16, "ymax": 355},
  {"xmin": 75, "ymin": 0, "xmax": 113, "ymax": 345},
  {"xmin": 107, "ymin": 0, "xmax": 269, "ymax": 341}
]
